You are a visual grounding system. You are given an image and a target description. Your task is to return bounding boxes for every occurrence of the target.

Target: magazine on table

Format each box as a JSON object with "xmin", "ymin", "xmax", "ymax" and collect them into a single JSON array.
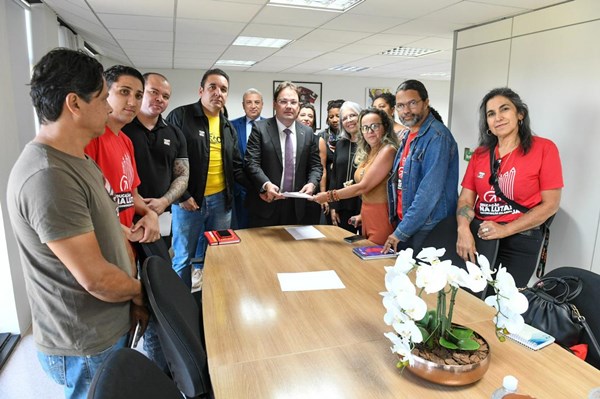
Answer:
[{"xmin": 352, "ymin": 245, "xmax": 397, "ymax": 260}]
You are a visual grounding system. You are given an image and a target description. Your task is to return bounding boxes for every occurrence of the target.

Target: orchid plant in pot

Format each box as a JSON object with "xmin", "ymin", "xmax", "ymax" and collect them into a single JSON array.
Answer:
[{"xmin": 381, "ymin": 247, "xmax": 529, "ymax": 385}]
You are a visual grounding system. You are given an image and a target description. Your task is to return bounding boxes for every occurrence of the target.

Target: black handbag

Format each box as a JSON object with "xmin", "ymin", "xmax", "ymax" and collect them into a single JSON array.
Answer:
[
  {"xmin": 521, "ymin": 276, "xmax": 600, "ymax": 354},
  {"xmin": 521, "ymin": 276, "xmax": 582, "ymax": 346}
]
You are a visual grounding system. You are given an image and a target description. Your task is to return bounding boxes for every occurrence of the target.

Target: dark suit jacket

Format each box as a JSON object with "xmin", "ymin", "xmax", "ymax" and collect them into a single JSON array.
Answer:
[
  {"xmin": 244, "ymin": 117, "xmax": 322, "ymax": 223},
  {"xmin": 230, "ymin": 115, "xmax": 264, "ymax": 156}
]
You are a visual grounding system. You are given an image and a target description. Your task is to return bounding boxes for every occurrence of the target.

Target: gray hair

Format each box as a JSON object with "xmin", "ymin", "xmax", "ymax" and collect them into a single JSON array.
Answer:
[
  {"xmin": 242, "ymin": 88, "xmax": 263, "ymax": 102},
  {"xmin": 339, "ymin": 101, "xmax": 362, "ymax": 140}
]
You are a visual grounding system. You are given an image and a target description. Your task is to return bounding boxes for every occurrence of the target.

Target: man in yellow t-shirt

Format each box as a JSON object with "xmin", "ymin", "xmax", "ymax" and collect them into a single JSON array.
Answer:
[{"xmin": 166, "ymin": 69, "xmax": 246, "ymax": 288}]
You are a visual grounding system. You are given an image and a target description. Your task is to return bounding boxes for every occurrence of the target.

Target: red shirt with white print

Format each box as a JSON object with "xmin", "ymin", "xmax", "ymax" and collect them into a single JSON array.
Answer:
[{"xmin": 461, "ymin": 136, "xmax": 563, "ymax": 223}]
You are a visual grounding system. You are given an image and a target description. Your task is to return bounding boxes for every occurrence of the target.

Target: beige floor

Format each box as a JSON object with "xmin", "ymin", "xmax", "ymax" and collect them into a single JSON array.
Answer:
[
  {"xmin": 0, "ymin": 328, "xmax": 151, "ymax": 399},
  {"xmin": 0, "ymin": 328, "xmax": 63, "ymax": 399}
]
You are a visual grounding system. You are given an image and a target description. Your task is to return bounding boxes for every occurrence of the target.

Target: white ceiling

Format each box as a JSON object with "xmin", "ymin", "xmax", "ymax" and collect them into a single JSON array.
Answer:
[{"xmin": 40, "ymin": 0, "xmax": 567, "ymax": 80}]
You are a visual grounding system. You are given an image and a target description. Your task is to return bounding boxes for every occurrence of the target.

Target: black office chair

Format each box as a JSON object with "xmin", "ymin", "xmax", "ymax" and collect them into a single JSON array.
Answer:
[
  {"xmin": 87, "ymin": 348, "xmax": 182, "ymax": 399},
  {"xmin": 141, "ymin": 255, "xmax": 211, "ymax": 398},
  {"xmin": 418, "ymin": 215, "xmax": 499, "ymax": 299},
  {"xmin": 544, "ymin": 267, "xmax": 600, "ymax": 369}
]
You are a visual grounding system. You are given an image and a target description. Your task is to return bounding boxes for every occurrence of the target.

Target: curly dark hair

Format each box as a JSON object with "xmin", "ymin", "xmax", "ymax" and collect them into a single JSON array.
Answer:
[
  {"xmin": 373, "ymin": 92, "xmax": 395, "ymax": 109},
  {"xmin": 478, "ymin": 87, "xmax": 532, "ymax": 154},
  {"xmin": 30, "ymin": 48, "xmax": 104, "ymax": 124}
]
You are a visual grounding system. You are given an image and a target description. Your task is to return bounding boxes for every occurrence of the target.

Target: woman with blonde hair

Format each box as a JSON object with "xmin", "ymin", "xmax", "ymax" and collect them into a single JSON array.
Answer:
[{"xmin": 313, "ymin": 108, "xmax": 398, "ymax": 244}]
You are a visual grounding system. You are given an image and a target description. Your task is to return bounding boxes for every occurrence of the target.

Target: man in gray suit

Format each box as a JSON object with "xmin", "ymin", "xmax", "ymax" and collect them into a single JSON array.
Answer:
[{"xmin": 245, "ymin": 81, "xmax": 322, "ymax": 227}]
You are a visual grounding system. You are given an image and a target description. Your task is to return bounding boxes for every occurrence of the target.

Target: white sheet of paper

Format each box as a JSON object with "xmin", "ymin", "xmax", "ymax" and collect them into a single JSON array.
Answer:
[
  {"xmin": 285, "ymin": 225, "xmax": 326, "ymax": 240},
  {"xmin": 277, "ymin": 270, "xmax": 346, "ymax": 292},
  {"xmin": 281, "ymin": 191, "xmax": 313, "ymax": 199},
  {"xmin": 159, "ymin": 211, "xmax": 172, "ymax": 236}
]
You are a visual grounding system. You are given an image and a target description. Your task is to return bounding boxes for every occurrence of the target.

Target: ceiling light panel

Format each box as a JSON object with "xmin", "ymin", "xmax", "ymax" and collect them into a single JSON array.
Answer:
[
  {"xmin": 328, "ymin": 65, "xmax": 369, "ymax": 72},
  {"xmin": 233, "ymin": 36, "xmax": 292, "ymax": 48},
  {"xmin": 381, "ymin": 46, "xmax": 440, "ymax": 57},
  {"xmin": 215, "ymin": 59, "xmax": 257, "ymax": 67},
  {"xmin": 268, "ymin": 0, "xmax": 364, "ymax": 12}
]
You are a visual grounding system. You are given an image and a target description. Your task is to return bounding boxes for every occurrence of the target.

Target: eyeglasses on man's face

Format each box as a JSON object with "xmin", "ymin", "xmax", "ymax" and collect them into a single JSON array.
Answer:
[
  {"xmin": 360, "ymin": 122, "xmax": 382, "ymax": 134},
  {"xmin": 395, "ymin": 99, "xmax": 422, "ymax": 111},
  {"xmin": 342, "ymin": 113, "xmax": 358, "ymax": 122}
]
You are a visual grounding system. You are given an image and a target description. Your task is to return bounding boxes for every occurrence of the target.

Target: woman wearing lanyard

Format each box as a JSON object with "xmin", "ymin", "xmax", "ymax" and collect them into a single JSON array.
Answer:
[
  {"xmin": 329, "ymin": 101, "xmax": 363, "ymax": 233},
  {"xmin": 456, "ymin": 87, "xmax": 563, "ymax": 286}
]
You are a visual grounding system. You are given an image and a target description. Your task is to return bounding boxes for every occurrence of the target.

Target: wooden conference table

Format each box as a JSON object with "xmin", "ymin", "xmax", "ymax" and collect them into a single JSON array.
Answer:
[{"xmin": 203, "ymin": 226, "xmax": 600, "ymax": 398}]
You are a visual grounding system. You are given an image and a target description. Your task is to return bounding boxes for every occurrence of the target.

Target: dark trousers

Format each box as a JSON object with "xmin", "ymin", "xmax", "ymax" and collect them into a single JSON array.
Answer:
[
  {"xmin": 496, "ymin": 229, "xmax": 543, "ymax": 287},
  {"xmin": 249, "ymin": 199, "xmax": 298, "ymax": 227}
]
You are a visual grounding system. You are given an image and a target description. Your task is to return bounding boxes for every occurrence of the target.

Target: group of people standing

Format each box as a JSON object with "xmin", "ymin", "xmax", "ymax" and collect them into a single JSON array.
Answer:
[{"xmin": 6, "ymin": 47, "xmax": 563, "ymax": 399}]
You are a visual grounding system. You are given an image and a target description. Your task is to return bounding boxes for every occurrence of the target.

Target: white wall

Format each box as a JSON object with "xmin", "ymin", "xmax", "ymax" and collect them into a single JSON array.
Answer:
[
  {"xmin": 0, "ymin": 0, "xmax": 36, "ymax": 334},
  {"xmin": 130, "ymin": 69, "xmax": 451, "ymax": 129},
  {"xmin": 450, "ymin": 0, "xmax": 600, "ymax": 274}
]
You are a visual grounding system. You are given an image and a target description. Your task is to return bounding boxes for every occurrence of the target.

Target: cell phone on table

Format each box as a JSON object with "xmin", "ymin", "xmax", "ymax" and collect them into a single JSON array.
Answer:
[
  {"xmin": 127, "ymin": 322, "xmax": 142, "ymax": 348},
  {"xmin": 216, "ymin": 229, "xmax": 232, "ymax": 238},
  {"xmin": 344, "ymin": 234, "xmax": 364, "ymax": 243}
]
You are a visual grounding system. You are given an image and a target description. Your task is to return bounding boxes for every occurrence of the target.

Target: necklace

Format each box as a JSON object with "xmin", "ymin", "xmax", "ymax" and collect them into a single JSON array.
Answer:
[{"xmin": 496, "ymin": 146, "xmax": 516, "ymax": 175}]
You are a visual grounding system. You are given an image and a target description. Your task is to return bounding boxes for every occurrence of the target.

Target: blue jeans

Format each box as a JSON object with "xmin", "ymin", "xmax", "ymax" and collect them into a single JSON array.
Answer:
[
  {"xmin": 172, "ymin": 190, "xmax": 231, "ymax": 287},
  {"xmin": 37, "ymin": 334, "xmax": 128, "ymax": 399}
]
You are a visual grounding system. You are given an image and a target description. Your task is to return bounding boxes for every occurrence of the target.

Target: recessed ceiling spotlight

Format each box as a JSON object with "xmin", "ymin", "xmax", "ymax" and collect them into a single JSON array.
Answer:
[
  {"xmin": 328, "ymin": 65, "xmax": 369, "ymax": 72},
  {"xmin": 381, "ymin": 47, "xmax": 440, "ymax": 57},
  {"xmin": 215, "ymin": 60, "xmax": 256, "ymax": 67},
  {"xmin": 268, "ymin": 0, "xmax": 364, "ymax": 12},
  {"xmin": 233, "ymin": 36, "xmax": 292, "ymax": 48}
]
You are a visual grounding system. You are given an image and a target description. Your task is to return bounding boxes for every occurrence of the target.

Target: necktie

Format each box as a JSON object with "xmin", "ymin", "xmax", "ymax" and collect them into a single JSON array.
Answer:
[{"xmin": 283, "ymin": 128, "xmax": 294, "ymax": 192}]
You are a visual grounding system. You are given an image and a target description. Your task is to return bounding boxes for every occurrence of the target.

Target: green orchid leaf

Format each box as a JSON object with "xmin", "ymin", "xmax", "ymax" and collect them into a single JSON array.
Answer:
[
  {"xmin": 418, "ymin": 326, "xmax": 431, "ymax": 343},
  {"xmin": 456, "ymin": 338, "xmax": 481, "ymax": 351},
  {"xmin": 439, "ymin": 336, "xmax": 459, "ymax": 350},
  {"xmin": 449, "ymin": 327, "xmax": 474, "ymax": 340}
]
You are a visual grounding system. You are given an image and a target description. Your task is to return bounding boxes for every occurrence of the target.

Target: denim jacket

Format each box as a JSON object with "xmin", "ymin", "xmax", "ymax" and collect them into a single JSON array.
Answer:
[{"xmin": 387, "ymin": 112, "xmax": 458, "ymax": 241}]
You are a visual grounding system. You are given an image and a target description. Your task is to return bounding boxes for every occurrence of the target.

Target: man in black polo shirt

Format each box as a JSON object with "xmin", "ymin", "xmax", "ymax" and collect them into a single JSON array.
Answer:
[
  {"xmin": 122, "ymin": 72, "xmax": 189, "ymax": 373},
  {"xmin": 123, "ymin": 72, "xmax": 189, "ymax": 220}
]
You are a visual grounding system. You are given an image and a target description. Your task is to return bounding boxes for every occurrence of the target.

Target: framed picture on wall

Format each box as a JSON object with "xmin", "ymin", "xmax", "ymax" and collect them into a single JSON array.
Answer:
[
  {"xmin": 365, "ymin": 87, "xmax": 391, "ymax": 108},
  {"xmin": 273, "ymin": 80, "xmax": 323, "ymax": 130}
]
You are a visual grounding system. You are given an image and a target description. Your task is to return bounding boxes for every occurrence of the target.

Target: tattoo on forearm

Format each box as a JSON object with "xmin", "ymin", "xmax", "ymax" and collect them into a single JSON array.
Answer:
[
  {"xmin": 164, "ymin": 159, "xmax": 189, "ymax": 204},
  {"xmin": 457, "ymin": 205, "xmax": 474, "ymax": 222}
]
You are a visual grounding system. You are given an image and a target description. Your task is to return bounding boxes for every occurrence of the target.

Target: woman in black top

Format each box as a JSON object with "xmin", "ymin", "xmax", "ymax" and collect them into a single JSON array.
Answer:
[{"xmin": 329, "ymin": 101, "xmax": 363, "ymax": 232}]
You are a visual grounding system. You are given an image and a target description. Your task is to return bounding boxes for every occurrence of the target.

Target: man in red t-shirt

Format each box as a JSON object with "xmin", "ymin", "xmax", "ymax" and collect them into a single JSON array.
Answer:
[{"xmin": 85, "ymin": 65, "xmax": 159, "ymax": 243}]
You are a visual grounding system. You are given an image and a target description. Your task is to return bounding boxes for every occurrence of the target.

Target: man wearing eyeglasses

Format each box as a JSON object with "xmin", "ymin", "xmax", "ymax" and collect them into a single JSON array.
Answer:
[
  {"xmin": 382, "ymin": 79, "xmax": 459, "ymax": 253},
  {"xmin": 245, "ymin": 81, "xmax": 323, "ymax": 227}
]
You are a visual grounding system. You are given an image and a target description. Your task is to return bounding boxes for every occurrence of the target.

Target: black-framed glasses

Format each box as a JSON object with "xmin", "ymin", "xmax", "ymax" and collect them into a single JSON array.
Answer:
[
  {"xmin": 395, "ymin": 99, "xmax": 422, "ymax": 111},
  {"xmin": 488, "ymin": 159, "xmax": 501, "ymax": 185},
  {"xmin": 360, "ymin": 123, "xmax": 382, "ymax": 134}
]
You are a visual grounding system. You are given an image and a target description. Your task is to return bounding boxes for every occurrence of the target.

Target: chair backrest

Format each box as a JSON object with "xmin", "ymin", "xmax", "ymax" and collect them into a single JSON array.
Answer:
[
  {"xmin": 544, "ymin": 266, "xmax": 600, "ymax": 369},
  {"xmin": 419, "ymin": 215, "xmax": 499, "ymax": 298},
  {"xmin": 87, "ymin": 348, "xmax": 181, "ymax": 399},
  {"xmin": 141, "ymin": 256, "xmax": 210, "ymax": 397}
]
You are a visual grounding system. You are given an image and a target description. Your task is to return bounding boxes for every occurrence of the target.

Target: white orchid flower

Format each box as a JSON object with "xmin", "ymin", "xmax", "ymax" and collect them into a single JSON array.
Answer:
[
  {"xmin": 416, "ymin": 247, "xmax": 446, "ymax": 263},
  {"xmin": 392, "ymin": 248, "xmax": 416, "ymax": 274},
  {"xmin": 476, "ymin": 252, "xmax": 495, "ymax": 281},
  {"xmin": 446, "ymin": 264, "xmax": 468, "ymax": 288},
  {"xmin": 461, "ymin": 261, "xmax": 488, "ymax": 293},
  {"xmin": 384, "ymin": 332, "xmax": 415, "ymax": 365},
  {"xmin": 384, "ymin": 271, "xmax": 415, "ymax": 296},
  {"xmin": 393, "ymin": 319, "xmax": 424, "ymax": 343},
  {"xmin": 396, "ymin": 292, "xmax": 427, "ymax": 321},
  {"xmin": 415, "ymin": 263, "xmax": 447, "ymax": 294}
]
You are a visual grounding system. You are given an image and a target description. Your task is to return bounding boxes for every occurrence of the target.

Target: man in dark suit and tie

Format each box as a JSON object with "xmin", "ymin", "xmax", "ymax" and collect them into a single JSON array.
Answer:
[
  {"xmin": 230, "ymin": 88, "xmax": 264, "ymax": 228},
  {"xmin": 245, "ymin": 81, "xmax": 322, "ymax": 227}
]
